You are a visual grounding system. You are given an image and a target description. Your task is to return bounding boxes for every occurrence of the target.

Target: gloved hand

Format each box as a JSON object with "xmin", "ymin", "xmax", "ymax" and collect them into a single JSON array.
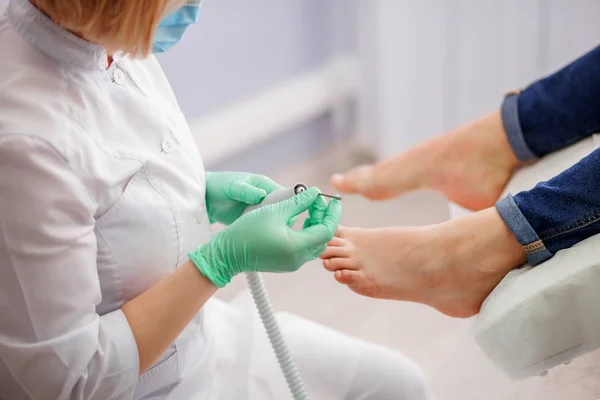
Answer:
[
  {"xmin": 189, "ymin": 187, "xmax": 342, "ymax": 288},
  {"xmin": 302, "ymin": 191, "xmax": 330, "ymax": 255},
  {"xmin": 205, "ymin": 171, "xmax": 283, "ymax": 225}
]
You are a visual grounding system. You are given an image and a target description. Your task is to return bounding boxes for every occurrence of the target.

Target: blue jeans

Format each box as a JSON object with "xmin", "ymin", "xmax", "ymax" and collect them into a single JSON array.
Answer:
[{"xmin": 496, "ymin": 45, "xmax": 600, "ymax": 266}]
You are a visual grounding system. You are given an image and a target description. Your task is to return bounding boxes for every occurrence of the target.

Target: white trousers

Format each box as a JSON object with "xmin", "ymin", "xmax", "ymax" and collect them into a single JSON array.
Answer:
[
  {"xmin": 169, "ymin": 293, "xmax": 428, "ymax": 400},
  {"xmin": 269, "ymin": 312, "xmax": 427, "ymax": 400}
]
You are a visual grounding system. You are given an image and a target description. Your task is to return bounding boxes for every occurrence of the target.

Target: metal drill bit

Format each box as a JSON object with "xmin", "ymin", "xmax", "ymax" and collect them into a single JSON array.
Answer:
[{"xmin": 319, "ymin": 193, "xmax": 343, "ymax": 201}]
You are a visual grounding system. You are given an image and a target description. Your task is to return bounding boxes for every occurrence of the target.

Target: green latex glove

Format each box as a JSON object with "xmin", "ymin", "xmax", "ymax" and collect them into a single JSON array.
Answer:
[
  {"xmin": 189, "ymin": 187, "xmax": 342, "ymax": 288},
  {"xmin": 302, "ymin": 193, "xmax": 330, "ymax": 256},
  {"xmin": 205, "ymin": 171, "xmax": 283, "ymax": 225}
]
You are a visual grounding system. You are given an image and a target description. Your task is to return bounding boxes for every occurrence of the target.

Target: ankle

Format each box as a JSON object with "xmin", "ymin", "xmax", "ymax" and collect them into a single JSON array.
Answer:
[
  {"xmin": 421, "ymin": 210, "xmax": 525, "ymax": 317},
  {"xmin": 480, "ymin": 110, "xmax": 520, "ymax": 171},
  {"xmin": 448, "ymin": 208, "xmax": 526, "ymax": 277}
]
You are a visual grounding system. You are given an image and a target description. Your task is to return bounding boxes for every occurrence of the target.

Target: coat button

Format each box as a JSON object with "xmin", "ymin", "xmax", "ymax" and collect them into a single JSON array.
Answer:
[
  {"xmin": 161, "ymin": 138, "xmax": 176, "ymax": 154},
  {"xmin": 113, "ymin": 69, "xmax": 125, "ymax": 85}
]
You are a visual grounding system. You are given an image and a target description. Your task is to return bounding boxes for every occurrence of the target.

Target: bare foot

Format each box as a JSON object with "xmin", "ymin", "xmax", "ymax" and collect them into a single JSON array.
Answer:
[
  {"xmin": 331, "ymin": 111, "xmax": 521, "ymax": 211},
  {"xmin": 320, "ymin": 209, "xmax": 526, "ymax": 318}
]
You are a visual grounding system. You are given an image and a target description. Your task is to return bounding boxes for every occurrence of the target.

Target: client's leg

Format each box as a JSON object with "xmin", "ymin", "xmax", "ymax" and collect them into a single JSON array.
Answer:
[
  {"xmin": 334, "ymin": 47, "xmax": 600, "ymax": 210},
  {"xmin": 332, "ymin": 111, "xmax": 518, "ymax": 211},
  {"xmin": 277, "ymin": 313, "xmax": 428, "ymax": 400}
]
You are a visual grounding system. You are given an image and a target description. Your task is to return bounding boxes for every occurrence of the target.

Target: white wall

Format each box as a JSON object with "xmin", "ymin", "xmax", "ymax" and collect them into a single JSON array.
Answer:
[
  {"xmin": 361, "ymin": 0, "xmax": 600, "ymax": 160},
  {"xmin": 359, "ymin": 1, "xmax": 451, "ymax": 158},
  {"xmin": 157, "ymin": 0, "xmax": 339, "ymax": 119},
  {"xmin": 544, "ymin": 0, "xmax": 600, "ymax": 71},
  {"xmin": 157, "ymin": 0, "xmax": 353, "ymax": 173}
]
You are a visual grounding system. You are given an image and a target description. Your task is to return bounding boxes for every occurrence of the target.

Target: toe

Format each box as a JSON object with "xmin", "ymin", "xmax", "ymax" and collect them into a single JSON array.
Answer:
[
  {"xmin": 334, "ymin": 226, "xmax": 346, "ymax": 238},
  {"xmin": 331, "ymin": 173, "xmax": 356, "ymax": 194},
  {"xmin": 334, "ymin": 269, "xmax": 362, "ymax": 285},
  {"xmin": 325, "ymin": 236, "xmax": 345, "ymax": 248},
  {"xmin": 320, "ymin": 245, "xmax": 347, "ymax": 260},
  {"xmin": 331, "ymin": 165, "xmax": 373, "ymax": 194},
  {"xmin": 323, "ymin": 257, "xmax": 359, "ymax": 271}
]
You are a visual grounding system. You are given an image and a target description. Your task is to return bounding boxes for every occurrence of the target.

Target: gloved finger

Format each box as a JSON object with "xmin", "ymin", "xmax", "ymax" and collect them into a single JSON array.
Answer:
[
  {"xmin": 309, "ymin": 244, "xmax": 327, "ymax": 259},
  {"xmin": 308, "ymin": 194, "xmax": 328, "ymax": 226},
  {"xmin": 249, "ymin": 175, "xmax": 284, "ymax": 194},
  {"xmin": 287, "ymin": 215, "xmax": 299, "ymax": 228},
  {"xmin": 228, "ymin": 180, "xmax": 267, "ymax": 205},
  {"xmin": 303, "ymin": 217, "xmax": 312, "ymax": 229},
  {"xmin": 294, "ymin": 199, "xmax": 342, "ymax": 248},
  {"xmin": 277, "ymin": 187, "xmax": 321, "ymax": 221}
]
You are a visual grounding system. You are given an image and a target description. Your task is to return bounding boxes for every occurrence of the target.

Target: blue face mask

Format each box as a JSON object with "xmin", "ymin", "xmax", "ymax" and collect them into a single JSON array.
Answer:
[{"xmin": 152, "ymin": 0, "xmax": 202, "ymax": 53}]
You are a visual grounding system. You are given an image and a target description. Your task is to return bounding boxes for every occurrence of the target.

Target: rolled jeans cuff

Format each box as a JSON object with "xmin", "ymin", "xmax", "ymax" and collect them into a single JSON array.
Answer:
[
  {"xmin": 501, "ymin": 93, "xmax": 538, "ymax": 162},
  {"xmin": 496, "ymin": 194, "xmax": 553, "ymax": 266}
]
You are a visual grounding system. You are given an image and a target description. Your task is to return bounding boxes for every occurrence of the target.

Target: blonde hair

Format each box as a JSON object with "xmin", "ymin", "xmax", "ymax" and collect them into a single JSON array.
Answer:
[{"xmin": 33, "ymin": 0, "xmax": 185, "ymax": 57}]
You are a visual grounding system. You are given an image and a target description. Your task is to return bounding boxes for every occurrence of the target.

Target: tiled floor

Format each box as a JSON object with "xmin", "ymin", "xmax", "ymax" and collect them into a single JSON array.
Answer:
[{"xmin": 215, "ymin": 145, "xmax": 464, "ymax": 382}]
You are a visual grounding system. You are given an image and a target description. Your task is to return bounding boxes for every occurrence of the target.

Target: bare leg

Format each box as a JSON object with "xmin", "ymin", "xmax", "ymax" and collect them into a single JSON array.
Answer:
[
  {"xmin": 331, "ymin": 111, "xmax": 520, "ymax": 211},
  {"xmin": 320, "ymin": 209, "xmax": 526, "ymax": 318}
]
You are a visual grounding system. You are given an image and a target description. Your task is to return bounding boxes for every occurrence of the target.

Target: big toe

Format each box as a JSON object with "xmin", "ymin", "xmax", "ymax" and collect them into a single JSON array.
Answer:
[{"xmin": 331, "ymin": 165, "xmax": 374, "ymax": 194}]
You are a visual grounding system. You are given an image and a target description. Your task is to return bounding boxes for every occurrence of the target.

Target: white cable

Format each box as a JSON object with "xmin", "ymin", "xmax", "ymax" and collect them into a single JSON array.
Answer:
[
  {"xmin": 246, "ymin": 272, "xmax": 309, "ymax": 400},
  {"xmin": 242, "ymin": 184, "xmax": 310, "ymax": 400}
]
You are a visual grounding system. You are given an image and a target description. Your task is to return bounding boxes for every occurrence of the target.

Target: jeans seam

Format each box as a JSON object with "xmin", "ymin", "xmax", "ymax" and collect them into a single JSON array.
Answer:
[{"xmin": 539, "ymin": 211, "xmax": 600, "ymax": 241}]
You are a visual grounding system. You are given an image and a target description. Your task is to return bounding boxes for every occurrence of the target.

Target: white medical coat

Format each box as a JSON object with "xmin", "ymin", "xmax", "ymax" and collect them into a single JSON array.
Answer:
[{"xmin": 0, "ymin": 0, "xmax": 271, "ymax": 398}]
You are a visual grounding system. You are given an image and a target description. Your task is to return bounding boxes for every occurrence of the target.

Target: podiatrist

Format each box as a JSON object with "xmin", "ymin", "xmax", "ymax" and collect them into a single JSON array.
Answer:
[{"xmin": 0, "ymin": 0, "xmax": 427, "ymax": 398}]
